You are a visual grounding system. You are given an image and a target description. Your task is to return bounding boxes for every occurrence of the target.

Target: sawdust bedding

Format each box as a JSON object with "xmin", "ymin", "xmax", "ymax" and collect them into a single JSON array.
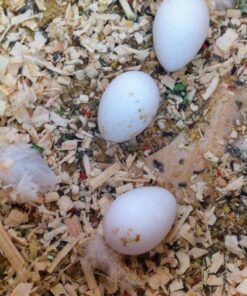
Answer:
[{"xmin": 0, "ymin": 0, "xmax": 246, "ymax": 295}]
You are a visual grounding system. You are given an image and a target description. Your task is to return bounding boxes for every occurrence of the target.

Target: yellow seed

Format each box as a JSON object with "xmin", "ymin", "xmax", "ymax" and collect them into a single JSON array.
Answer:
[
  {"xmin": 223, "ymin": 206, "xmax": 231, "ymax": 214},
  {"xmin": 111, "ymin": 61, "xmax": 119, "ymax": 70},
  {"xmin": 98, "ymin": 32, "xmax": 105, "ymax": 41},
  {"xmin": 124, "ymin": 20, "xmax": 133, "ymax": 28}
]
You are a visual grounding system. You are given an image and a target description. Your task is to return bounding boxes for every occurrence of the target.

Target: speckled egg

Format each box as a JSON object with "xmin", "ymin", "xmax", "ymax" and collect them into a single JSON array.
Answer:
[
  {"xmin": 103, "ymin": 187, "xmax": 177, "ymax": 255},
  {"xmin": 97, "ymin": 71, "xmax": 160, "ymax": 143}
]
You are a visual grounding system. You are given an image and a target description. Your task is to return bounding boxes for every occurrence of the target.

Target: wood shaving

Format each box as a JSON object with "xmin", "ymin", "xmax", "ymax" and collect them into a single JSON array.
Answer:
[
  {"xmin": 48, "ymin": 236, "xmax": 82, "ymax": 273},
  {"xmin": 176, "ymin": 250, "xmax": 190, "ymax": 275},
  {"xmin": 0, "ymin": 1, "xmax": 246, "ymax": 295},
  {"xmin": 236, "ymin": 279, "xmax": 247, "ymax": 295},
  {"xmin": 216, "ymin": 28, "xmax": 238, "ymax": 52},
  {"xmin": 217, "ymin": 176, "xmax": 245, "ymax": 194},
  {"xmin": 202, "ymin": 74, "xmax": 219, "ymax": 100},
  {"xmin": 188, "ymin": 247, "xmax": 208, "ymax": 259},
  {"xmin": 5, "ymin": 209, "xmax": 28, "ymax": 227},
  {"xmin": 89, "ymin": 162, "xmax": 121, "ymax": 190},
  {"xmin": 208, "ymin": 252, "xmax": 224, "ymax": 273},
  {"xmin": 225, "ymin": 235, "xmax": 245, "ymax": 258},
  {"xmin": 0, "ymin": 223, "xmax": 25, "ymax": 273},
  {"xmin": 148, "ymin": 269, "xmax": 173, "ymax": 289},
  {"xmin": 207, "ymin": 275, "xmax": 224, "ymax": 286},
  {"xmin": 10, "ymin": 283, "xmax": 33, "ymax": 296}
]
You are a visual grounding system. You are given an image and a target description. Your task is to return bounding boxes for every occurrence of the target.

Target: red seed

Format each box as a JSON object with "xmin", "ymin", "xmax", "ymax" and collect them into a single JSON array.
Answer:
[
  {"xmin": 193, "ymin": 275, "xmax": 201, "ymax": 285},
  {"xmin": 216, "ymin": 170, "xmax": 222, "ymax": 177},
  {"xmin": 227, "ymin": 84, "xmax": 235, "ymax": 91},
  {"xmin": 84, "ymin": 111, "xmax": 93, "ymax": 118},
  {"xmin": 142, "ymin": 144, "xmax": 151, "ymax": 151},
  {"xmin": 80, "ymin": 172, "xmax": 87, "ymax": 180}
]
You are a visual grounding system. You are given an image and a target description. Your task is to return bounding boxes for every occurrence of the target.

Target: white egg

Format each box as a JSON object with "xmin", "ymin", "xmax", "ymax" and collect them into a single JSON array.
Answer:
[
  {"xmin": 103, "ymin": 187, "xmax": 177, "ymax": 255},
  {"xmin": 97, "ymin": 71, "xmax": 160, "ymax": 143},
  {"xmin": 215, "ymin": 0, "xmax": 236, "ymax": 10},
  {"xmin": 153, "ymin": 0, "xmax": 210, "ymax": 72}
]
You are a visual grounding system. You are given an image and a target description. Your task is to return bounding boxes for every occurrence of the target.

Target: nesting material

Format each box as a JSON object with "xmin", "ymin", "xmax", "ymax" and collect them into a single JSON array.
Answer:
[
  {"xmin": 0, "ymin": 1, "xmax": 246, "ymax": 295},
  {"xmin": 81, "ymin": 234, "xmax": 138, "ymax": 290},
  {"xmin": 144, "ymin": 83, "xmax": 245, "ymax": 191},
  {"xmin": 47, "ymin": 236, "xmax": 81, "ymax": 273},
  {"xmin": 10, "ymin": 283, "xmax": 33, "ymax": 296},
  {"xmin": 0, "ymin": 223, "xmax": 26, "ymax": 273},
  {"xmin": 0, "ymin": 144, "xmax": 58, "ymax": 201}
]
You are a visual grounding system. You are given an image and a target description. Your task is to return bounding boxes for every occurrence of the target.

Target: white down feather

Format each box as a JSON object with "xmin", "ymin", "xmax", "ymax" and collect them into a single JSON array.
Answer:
[{"xmin": 0, "ymin": 144, "xmax": 58, "ymax": 201}]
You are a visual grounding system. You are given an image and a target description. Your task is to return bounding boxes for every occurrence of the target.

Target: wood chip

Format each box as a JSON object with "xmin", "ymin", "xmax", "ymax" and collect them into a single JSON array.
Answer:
[
  {"xmin": 216, "ymin": 28, "xmax": 238, "ymax": 52},
  {"xmin": 176, "ymin": 250, "xmax": 190, "ymax": 275},
  {"xmin": 10, "ymin": 283, "xmax": 33, "ymax": 296},
  {"xmin": 207, "ymin": 275, "xmax": 224, "ymax": 286},
  {"xmin": 64, "ymin": 216, "xmax": 83, "ymax": 238},
  {"xmin": 51, "ymin": 284, "xmax": 69, "ymax": 296},
  {"xmin": 50, "ymin": 111, "xmax": 68, "ymax": 128},
  {"xmin": 225, "ymin": 235, "xmax": 244, "ymax": 258},
  {"xmin": 119, "ymin": 0, "xmax": 136, "ymax": 20},
  {"xmin": 5, "ymin": 209, "xmax": 28, "ymax": 227},
  {"xmin": 45, "ymin": 192, "xmax": 60, "ymax": 203},
  {"xmin": 80, "ymin": 260, "xmax": 98, "ymax": 290},
  {"xmin": 8, "ymin": 229, "xmax": 28, "ymax": 247},
  {"xmin": 148, "ymin": 269, "xmax": 173, "ymax": 289},
  {"xmin": 126, "ymin": 153, "xmax": 137, "ymax": 169},
  {"xmin": 188, "ymin": 247, "xmax": 208, "ymax": 259},
  {"xmin": 34, "ymin": 0, "xmax": 46, "ymax": 11},
  {"xmin": 167, "ymin": 206, "xmax": 193, "ymax": 242},
  {"xmin": 161, "ymin": 75, "xmax": 176, "ymax": 89},
  {"xmin": 9, "ymin": 0, "xmax": 25, "ymax": 12},
  {"xmin": 208, "ymin": 252, "xmax": 224, "ymax": 274},
  {"xmin": 0, "ymin": 223, "xmax": 26, "ymax": 273},
  {"xmin": 60, "ymin": 140, "xmax": 78, "ymax": 151},
  {"xmin": 169, "ymin": 279, "xmax": 184, "ymax": 292},
  {"xmin": 116, "ymin": 183, "xmax": 133, "ymax": 194},
  {"xmin": 217, "ymin": 176, "xmax": 245, "ymax": 194},
  {"xmin": 202, "ymin": 74, "xmax": 219, "ymax": 100},
  {"xmin": 89, "ymin": 162, "xmax": 121, "ymax": 190},
  {"xmin": 48, "ymin": 237, "xmax": 81, "ymax": 273},
  {"xmin": 178, "ymin": 223, "xmax": 196, "ymax": 246},
  {"xmin": 57, "ymin": 195, "xmax": 74, "ymax": 215},
  {"xmin": 64, "ymin": 283, "xmax": 78, "ymax": 296},
  {"xmin": 227, "ymin": 9, "xmax": 241, "ymax": 19},
  {"xmin": 236, "ymin": 280, "xmax": 247, "ymax": 295}
]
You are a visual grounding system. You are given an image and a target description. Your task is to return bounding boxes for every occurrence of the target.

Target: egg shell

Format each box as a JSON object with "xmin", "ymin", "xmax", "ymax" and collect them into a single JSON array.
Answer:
[
  {"xmin": 97, "ymin": 71, "xmax": 160, "ymax": 143},
  {"xmin": 153, "ymin": 0, "xmax": 209, "ymax": 72},
  {"xmin": 103, "ymin": 187, "xmax": 177, "ymax": 255}
]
